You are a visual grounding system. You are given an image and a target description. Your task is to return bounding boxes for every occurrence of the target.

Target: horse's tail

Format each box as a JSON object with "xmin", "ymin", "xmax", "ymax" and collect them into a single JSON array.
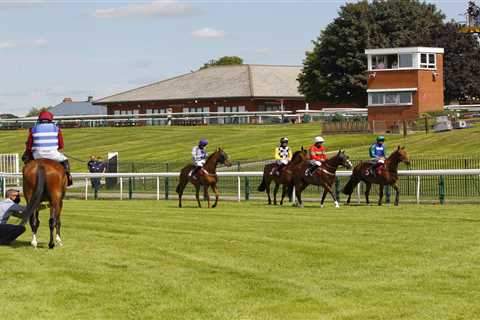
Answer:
[
  {"xmin": 258, "ymin": 174, "xmax": 267, "ymax": 192},
  {"xmin": 21, "ymin": 166, "xmax": 46, "ymax": 225},
  {"xmin": 342, "ymin": 173, "xmax": 360, "ymax": 195}
]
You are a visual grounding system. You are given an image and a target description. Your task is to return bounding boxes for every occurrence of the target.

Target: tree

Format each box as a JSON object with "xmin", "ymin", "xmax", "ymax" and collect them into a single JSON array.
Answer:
[
  {"xmin": 298, "ymin": 0, "xmax": 447, "ymax": 105},
  {"xmin": 428, "ymin": 22, "xmax": 480, "ymax": 103},
  {"xmin": 200, "ymin": 56, "xmax": 243, "ymax": 69},
  {"xmin": 26, "ymin": 106, "xmax": 51, "ymax": 117}
]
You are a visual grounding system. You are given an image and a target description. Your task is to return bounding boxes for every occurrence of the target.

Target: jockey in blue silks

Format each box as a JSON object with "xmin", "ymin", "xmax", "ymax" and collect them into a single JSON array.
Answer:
[
  {"xmin": 189, "ymin": 139, "xmax": 208, "ymax": 179},
  {"xmin": 368, "ymin": 135, "xmax": 387, "ymax": 176}
]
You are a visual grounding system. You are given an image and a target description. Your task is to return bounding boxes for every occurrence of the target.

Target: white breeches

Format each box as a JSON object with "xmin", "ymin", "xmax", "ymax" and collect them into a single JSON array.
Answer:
[
  {"xmin": 33, "ymin": 150, "xmax": 67, "ymax": 162},
  {"xmin": 194, "ymin": 160, "xmax": 206, "ymax": 167},
  {"xmin": 276, "ymin": 159, "xmax": 289, "ymax": 165},
  {"xmin": 311, "ymin": 160, "xmax": 323, "ymax": 166}
]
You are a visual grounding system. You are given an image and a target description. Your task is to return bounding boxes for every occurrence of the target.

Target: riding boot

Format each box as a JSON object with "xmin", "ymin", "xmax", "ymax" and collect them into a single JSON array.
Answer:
[
  {"xmin": 61, "ymin": 160, "xmax": 73, "ymax": 186},
  {"xmin": 306, "ymin": 165, "xmax": 318, "ymax": 176}
]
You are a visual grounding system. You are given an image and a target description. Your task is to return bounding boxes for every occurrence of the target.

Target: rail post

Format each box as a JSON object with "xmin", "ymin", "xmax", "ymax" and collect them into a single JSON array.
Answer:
[
  {"xmin": 84, "ymin": 178, "xmax": 88, "ymax": 200},
  {"xmin": 119, "ymin": 177, "xmax": 123, "ymax": 200},
  {"xmin": 237, "ymin": 176, "xmax": 241, "ymax": 202},
  {"xmin": 416, "ymin": 176, "xmax": 421, "ymax": 204},
  {"xmin": 164, "ymin": 163, "xmax": 169, "ymax": 200},
  {"xmin": 245, "ymin": 176, "xmax": 250, "ymax": 201},
  {"xmin": 128, "ymin": 176, "xmax": 133, "ymax": 200},
  {"xmin": 439, "ymin": 175, "xmax": 445, "ymax": 205},
  {"xmin": 335, "ymin": 177, "xmax": 341, "ymax": 202},
  {"xmin": 357, "ymin": 182, "xmax": 361, "ymax": 204}
]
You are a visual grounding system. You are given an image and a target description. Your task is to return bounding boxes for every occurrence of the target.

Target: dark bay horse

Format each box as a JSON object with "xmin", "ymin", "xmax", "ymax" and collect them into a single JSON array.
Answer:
[
  {"xmin": 343, "ymin": 147, "xmax": 410, "ymax": 206},
  {"xmin": 292, "ymin": 150, "xmax": 352, "ymax": 208},
  {"xmin": 176, "ymin": 148, "xmax": 231, "ymax": 208},
  {"xmin": 257, "ymin": 148, "xmax": 308, "ymax": 205},
  {"xmin": 23, "ymin": 159, "xmax": 67, "ymax": 249}
]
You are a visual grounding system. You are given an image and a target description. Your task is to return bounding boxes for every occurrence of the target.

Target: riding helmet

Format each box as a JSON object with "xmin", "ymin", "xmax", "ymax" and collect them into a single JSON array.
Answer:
[
  {"xmin": 314, "ymin": 136, "xmax": 324, "ymax": 143},
  {"xmin": 38, "ymin": 111, "xmax": 54, "ymax": 122},
  {"xmin": 376, "ymin": 135, "xmax": 385, "ymax": 142},
  {"xmin": 199, "ymin": 139, "xmax": 208, "ymax": 146}
]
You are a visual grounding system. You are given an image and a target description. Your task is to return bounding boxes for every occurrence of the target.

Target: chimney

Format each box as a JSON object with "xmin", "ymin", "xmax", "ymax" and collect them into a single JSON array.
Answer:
[
  {"xmin": 87, "ymin": 96, "xmax": 93, "ymax": 102},
  {"xmin": 63, "ymin": 97, "xmax": 73, "ymax": 103}
]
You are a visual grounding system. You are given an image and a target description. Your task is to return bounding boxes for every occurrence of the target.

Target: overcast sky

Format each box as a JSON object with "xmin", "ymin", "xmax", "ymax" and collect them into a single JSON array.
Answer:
[{"xmin": 0, "ymin": 0, "xmax": 467, "ymax": 116}]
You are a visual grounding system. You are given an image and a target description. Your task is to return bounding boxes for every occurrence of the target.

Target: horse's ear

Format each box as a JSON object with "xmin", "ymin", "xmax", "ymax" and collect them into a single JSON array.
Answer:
[
  {"xmin": 218, "ymin": 147, "xmax": 221, "ymax": 151},
  {"xmin": 397, "ymin": 145, "xmax": 401, "ymax": 151},
  {"xmin": 401, "ymin": 146, "xmax": 405, "ymax": 150},
  {"xmin": 301, "ymin": 146, "xmax": 304, "ymax": 151},
  {"xmin": 337, "ymin": 150, "xmax": 341, "ymax": 155}
]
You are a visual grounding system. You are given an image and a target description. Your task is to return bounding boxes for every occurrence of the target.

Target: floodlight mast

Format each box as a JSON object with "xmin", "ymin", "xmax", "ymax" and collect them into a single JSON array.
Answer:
[{"xmin": 459, "ymin": 0, "xmax": 480, "ymax": 33}]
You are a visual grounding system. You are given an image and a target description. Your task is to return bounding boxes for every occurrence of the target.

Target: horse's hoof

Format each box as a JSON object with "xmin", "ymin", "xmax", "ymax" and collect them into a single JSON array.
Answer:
[
  {"xmin": 335, "ymin": 201, "xmax": 340, "ymax": 208},
  {"xmin": 320, "ymin": 204, "xmax": 324, "ymax": 208},
  {"xmin": 48, "ymin": 243, "xmax": 54, "ymax": 249},
  {"xmin": 56, "ymin": 235, "xmax": 63, "ymax": 246},
  {"xmin": 31, "ymin": 240, "xmax": 37, "ymax": 248}
]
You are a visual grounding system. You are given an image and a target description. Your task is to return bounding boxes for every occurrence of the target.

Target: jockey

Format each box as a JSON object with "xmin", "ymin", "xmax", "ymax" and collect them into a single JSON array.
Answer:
[
  {"xmin": 306, "ymin": 136, "xmax": 328, "ymax": 176},
  {"xmin": 368, "ymin": 135, "xmax": 387, "ymax": 176},
  {"xmin": 273, "ymin": 137, "xmax": 292, "ymax": 176},
  {"xmin": 25, "ymin": 111, "xmax": 73, "ymax": 186},
  {"xmin": 189, "ymin": 139, "xmax": 208, "ymax": 179}
]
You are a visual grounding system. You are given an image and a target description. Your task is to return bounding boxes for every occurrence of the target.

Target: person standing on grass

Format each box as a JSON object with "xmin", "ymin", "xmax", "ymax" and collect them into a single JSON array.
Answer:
[
  {"xmin": 0, "ymin": 189, "xmax": 26, "ymax": 245},
  {"xmin": 87, "ymin": 155, "xmax": 105, "ymax": 199}
]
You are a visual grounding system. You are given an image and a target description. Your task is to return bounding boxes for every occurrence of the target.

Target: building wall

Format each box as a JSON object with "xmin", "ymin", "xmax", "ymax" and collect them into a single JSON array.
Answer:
[{"xmin": 367, "ymin": 53, "xmax": 444, "ymax": 132}]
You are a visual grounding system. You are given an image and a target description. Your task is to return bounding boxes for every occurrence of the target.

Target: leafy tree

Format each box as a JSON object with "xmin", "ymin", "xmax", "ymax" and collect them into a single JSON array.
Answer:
[
  {"xmin": 428, "ymin": 22, "xmax": 480, "ymax": 103},
  {"xmin": 26, "ymin": 106, "xmax": 51, "ymax": 117},
  {"xmin": 299, "ymin": 0, "xmax": 448, "ymax": 105},
  {"xmin": 200, "ymin": 56, "xmax": 243, "ymax": 69}
]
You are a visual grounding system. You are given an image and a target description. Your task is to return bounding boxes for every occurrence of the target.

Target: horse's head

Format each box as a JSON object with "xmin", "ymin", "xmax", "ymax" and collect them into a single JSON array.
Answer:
[
  {"xmin": 216, "ymin": 148, "xmax": 232, "ymax": 167},
  {"xmin": 291, "ymin": 147, "xmax": 309, "ymax": 164},
  {"xmin": 335, "ymin": 150, "xmax": 353, "ymax": 169},
  {"xmin": 393, "ymin": 146, "xmax": 410, "ymax": 165}
]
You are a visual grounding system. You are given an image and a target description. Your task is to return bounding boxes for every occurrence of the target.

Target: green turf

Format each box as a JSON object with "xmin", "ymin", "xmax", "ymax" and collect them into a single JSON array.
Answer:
[
  {"xmin": 2, "ymin": 200, "xmax": 480, "ymax": 319},
  {"xmin": 1, "ymin": 123, "xmax": 480, "ymax": 171}
]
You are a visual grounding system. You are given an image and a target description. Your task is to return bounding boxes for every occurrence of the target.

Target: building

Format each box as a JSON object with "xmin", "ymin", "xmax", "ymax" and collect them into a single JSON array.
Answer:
[
  {"xmin": 365, "ymin": 47, "xmax": 444, "ymax": 133},
  {"xmin": 50, "ymin": 97, "xmax": 107, "ymax": 116},
  {"xmin": 94, "ymin": 64, "xmax": 329, "ymax": 123}
]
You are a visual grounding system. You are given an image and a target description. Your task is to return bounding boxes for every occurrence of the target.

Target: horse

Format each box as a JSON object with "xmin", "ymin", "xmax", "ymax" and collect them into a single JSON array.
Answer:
[
  {"xmin": 292, "ymin": 150, "xmax": 352, "ymax": 208},
  {"xmin": 176, "ymin": 148, "xmax": 231, "ymax": 208},
  {"xmin": 22, "ymin": 159, "xmax": 67, "ymax": 249},
  {"xmin": 257, "ymin": 148, "xmax": 308, "ymax": 205},
  {"xmin": 343, "ymin": 146, "xmax": 410, "ymax": 206}
]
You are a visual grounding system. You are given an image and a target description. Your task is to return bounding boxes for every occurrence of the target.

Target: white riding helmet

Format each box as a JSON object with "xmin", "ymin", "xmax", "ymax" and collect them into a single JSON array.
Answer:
[{"xmin": 314, "ymin": 136, "xmax": 324, "ymax": 143}]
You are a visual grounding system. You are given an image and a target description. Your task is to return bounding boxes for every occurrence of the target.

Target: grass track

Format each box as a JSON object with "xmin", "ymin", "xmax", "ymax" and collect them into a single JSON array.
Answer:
[
  {"xmin": 1, "ymin": 123, "xmax": 480, "ymax": 171},
  {"xmin": 2, "ymin": 200, "xmax": 480, "ymax": 319}
]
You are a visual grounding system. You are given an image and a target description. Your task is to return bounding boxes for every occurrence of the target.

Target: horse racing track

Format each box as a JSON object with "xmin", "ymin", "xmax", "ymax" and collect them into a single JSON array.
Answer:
[{"xmin": 2, "ymin": 200, "xmax": 480, "ymax": 320}]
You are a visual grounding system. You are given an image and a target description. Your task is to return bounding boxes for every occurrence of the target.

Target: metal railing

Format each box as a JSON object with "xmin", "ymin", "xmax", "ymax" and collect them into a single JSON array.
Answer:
[{"xmin": 2, "ymin": 169, "xmax": 480, "ymax": 204}]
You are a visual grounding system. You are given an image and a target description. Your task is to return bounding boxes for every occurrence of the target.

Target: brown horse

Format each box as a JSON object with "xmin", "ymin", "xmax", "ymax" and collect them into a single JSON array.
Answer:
[
  {"xmin": 257, "ymin": 148, "xmax": 308, "ymax": 205},
  {"xmin": 292, "ymin": 150, "xmax": 352, "ymax": 208},
  {"xmin": 343, "ymin": 147, "xmax": 410, "ymax": 206},
  {"xmin": 23, "ymin": 159, "xmax": 67, "ymax": 249},
  {"xmin": 176, "ymin": 148, "xmax": 231, "ymax": 208}
]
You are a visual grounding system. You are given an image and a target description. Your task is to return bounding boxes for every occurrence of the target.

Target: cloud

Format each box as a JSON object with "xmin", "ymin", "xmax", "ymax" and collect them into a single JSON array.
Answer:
[
  {"xmin": 0, "ymin": 38, "xmax": 47, "ymax": 50},
  {"xmin": 92, "ymin": 0, "xmax": 200, "ymax": 19},
  {"xmin": 192, "ymin": 27, "xmax": 226, "ymax": 39}
]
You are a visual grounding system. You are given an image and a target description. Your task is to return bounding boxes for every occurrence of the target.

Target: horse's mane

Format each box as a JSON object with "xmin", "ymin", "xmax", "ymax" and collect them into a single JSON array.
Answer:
[{"xmin": 206, "ymin": 148, "xmax": 222, "ymax": 162}]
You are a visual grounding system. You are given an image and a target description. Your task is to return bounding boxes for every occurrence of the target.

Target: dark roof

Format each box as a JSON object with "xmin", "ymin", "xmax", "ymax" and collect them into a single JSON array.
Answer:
[
  {"xmin": 96, "ymin": 65, "xmax": 303, "ymax": 104},
  {"xmin": 0, "ymin": 113, "xmax": 18, "ymax": 119},
  {"xmin": 50, "ymin": 101, "xmax": 107, "ymax": 116}
]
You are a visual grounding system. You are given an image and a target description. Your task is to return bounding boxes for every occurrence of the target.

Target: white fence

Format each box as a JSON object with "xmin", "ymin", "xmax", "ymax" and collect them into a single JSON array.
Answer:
[
  {"xmin": 2, "ymin": 169, "xmax": 480, "ymax": 204},
  {"xmin": 0, "ymin": 154, "xmax": 19, "ymax": 185}
]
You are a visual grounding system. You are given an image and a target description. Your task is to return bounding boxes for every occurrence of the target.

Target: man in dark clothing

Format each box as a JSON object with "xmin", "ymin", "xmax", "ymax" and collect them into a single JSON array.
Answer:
[
  {"xmin": 87, "ymin": 155, "xmax": 105, "ymax": 199},
  {"xmin": 0, "ymin": 189, "xmax": 26, "ymax": 245}
]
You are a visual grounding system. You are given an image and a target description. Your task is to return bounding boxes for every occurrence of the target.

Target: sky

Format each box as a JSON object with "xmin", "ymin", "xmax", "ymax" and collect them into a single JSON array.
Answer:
[{"xmin": 0, "ymin": 0, "xmax": 468, "ymax": 116}]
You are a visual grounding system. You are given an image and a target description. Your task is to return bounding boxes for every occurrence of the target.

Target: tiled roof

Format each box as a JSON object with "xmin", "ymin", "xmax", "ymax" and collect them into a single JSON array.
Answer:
[{"xmin": 96, "ymin": 65, "xmax": 303, "ymax": 103}]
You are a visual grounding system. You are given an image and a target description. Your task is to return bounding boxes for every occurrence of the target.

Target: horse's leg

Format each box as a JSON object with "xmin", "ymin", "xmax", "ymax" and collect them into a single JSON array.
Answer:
[
  {"xmin": 212, "ymin": 184, "xmax": 220, "ymax": 208},
  {"xmin": 29, "ymin": 210, "xmax": 39, "ymax": 248},
  {"xmin": 55, "ymin": 199, "xmax": 64, "ymax": 246},
  {"xmin": 365, "ymin": 182, "xmax": 372, "ymax": 205},
  {"xmin": 195, "ymin": 184, "xmax": 202, "ymax": 208},
  {"xmin": 280, "ymin": 184, "xmax": 287, "ymax": 206},
  {"xmin": 266, "ymin": 179, "xmax": 272, "ymax": 205},
  {"xmin": 176, "ymin": 178, "xmax": 188, "ymax": 208},
  {"xmin": 48, "ymin": 204, "xmax": 57, "ymax": 249},
  {"xmin": 295, "ymin": 182, "xmax": 305, "ymax": 207},
  {"xmin": 204, "ymin": 184, "xmax": 211, "ymax": 208},
  {"xmin": 346, "ymin": 193, "xmax": 352, "ymax": 205},
  {"xmin": 378, "ymin": 184, "xmax": 384, "ymax": 206},
  {"xmin": 273, "ymin": 182, "xmax": 280, "ymax": 205},
  {"xmin": 328, "ymin": 185, "xmax": 340, "ymax": 208},
  {"xmin": 320, "ymin": 189, "xmax": 328, "ymax": 208},
  {"xmin": 393, "ymin": 183, "xmax": 400, "ymax": 206}
]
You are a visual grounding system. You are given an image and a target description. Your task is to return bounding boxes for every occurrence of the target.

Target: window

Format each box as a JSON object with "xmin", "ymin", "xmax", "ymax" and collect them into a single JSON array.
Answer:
[
  {"xmin": 114, "ymin": 110, "xmax": 120, "ymax": 115},
  {"xmin": 368, "ymin": 91, "xmax": 413, "ymax": 106},
  {"xmin": 399, "ymin": 54, "xmax": 413, "ymax": 68},
  {"xmin": 372, "ymin": 54, "xmax": 398, "ymax": 70},
  {"xmin": 420, "ymin": 53, "xmax": 436, "ymax": 69}
]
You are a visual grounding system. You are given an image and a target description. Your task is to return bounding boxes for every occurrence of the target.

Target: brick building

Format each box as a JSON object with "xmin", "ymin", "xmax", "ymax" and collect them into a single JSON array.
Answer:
[
  {"xmin": 365, "ymin": 47, "xmax": 445, "ymax": 132},
  {"xmin": 94, "ymin": 64, "xmax": 328, "ymax": 123}
]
